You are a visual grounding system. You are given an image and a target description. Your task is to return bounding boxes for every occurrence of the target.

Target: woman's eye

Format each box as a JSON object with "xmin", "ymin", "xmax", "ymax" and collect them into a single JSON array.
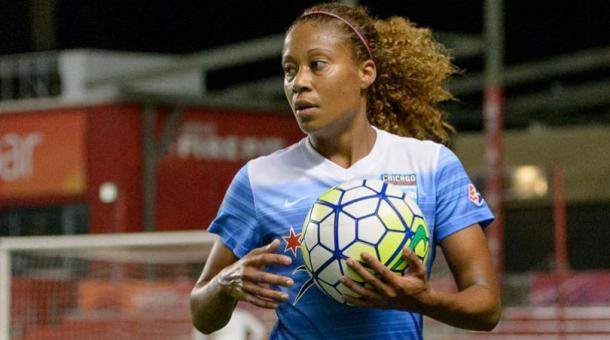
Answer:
[
  {"xmin": 283, "ymin": 65, "xmax": 297, "ymax": 78},
  {"xmin": 311, "ymin": 61, "xmax": 326, "ymax": 70}
]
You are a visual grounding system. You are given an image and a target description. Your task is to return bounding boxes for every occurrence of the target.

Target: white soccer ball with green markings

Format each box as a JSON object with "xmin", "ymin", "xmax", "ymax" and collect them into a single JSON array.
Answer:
[{"xmin": 300, "ymin": 178, "xmax": 430, "ymax": 303}]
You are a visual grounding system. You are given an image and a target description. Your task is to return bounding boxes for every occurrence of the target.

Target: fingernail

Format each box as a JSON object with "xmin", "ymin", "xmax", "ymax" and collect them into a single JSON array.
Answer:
[{"xmin": 286, "ymin": 279, "xmax": 294, "ymax": 285}]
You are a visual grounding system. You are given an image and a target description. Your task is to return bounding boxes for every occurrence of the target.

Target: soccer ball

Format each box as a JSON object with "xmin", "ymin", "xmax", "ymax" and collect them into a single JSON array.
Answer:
[{"xmin": 300, "ymin": 178, "xmax": 430, "ymax": 303}]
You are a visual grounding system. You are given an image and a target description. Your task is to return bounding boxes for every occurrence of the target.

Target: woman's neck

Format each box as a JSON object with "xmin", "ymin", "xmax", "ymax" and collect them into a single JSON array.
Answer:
[{"xmin": 309, "ymin": 123, "xmax": 376, "ymax": 169}]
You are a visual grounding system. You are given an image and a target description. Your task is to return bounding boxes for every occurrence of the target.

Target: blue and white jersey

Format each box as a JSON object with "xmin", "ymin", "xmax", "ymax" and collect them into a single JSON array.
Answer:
[{"xmin": 209, "ymin": 127, "xmax": 494, "ymax": 340}]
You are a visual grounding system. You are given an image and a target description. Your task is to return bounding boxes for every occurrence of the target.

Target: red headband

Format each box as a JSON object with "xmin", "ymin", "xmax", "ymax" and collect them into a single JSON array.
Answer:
[{"xmin": 301, "ymin": 10, "xmax": 374, "ymax": 61}]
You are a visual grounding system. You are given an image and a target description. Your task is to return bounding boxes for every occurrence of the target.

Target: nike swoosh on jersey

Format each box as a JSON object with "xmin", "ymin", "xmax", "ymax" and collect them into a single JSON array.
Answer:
[{"xmin": 283, "ymin": 196, "xmax": 312, "ymax": 208}]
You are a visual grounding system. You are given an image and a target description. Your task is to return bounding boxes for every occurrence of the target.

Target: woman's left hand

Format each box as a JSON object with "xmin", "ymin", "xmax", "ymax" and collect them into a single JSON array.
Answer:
[{"xmin": 341, "ymin": 247, "xmax": 433, "ymax": 312}]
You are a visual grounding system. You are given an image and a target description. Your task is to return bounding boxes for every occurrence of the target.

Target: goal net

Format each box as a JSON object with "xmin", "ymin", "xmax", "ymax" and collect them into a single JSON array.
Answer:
[
  {"xmin": 0, "ymin": 231, "xmax": 471, "ymax": 340},
  {"xmin": 0, "ymin": 231, "xmax": 233, "ymax": 340}
]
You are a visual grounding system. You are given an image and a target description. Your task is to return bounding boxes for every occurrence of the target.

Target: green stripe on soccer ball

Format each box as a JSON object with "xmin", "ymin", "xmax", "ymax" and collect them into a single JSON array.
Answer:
[{"xmin": 411, "ymin": 217, "xmax": 430, "ymax": 262}]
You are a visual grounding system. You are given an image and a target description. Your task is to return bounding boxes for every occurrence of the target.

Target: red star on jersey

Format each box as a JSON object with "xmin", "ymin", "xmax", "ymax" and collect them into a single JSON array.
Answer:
[{"xmin": 282, "ymin": 226, "xmax": 301, "ymax": 257}]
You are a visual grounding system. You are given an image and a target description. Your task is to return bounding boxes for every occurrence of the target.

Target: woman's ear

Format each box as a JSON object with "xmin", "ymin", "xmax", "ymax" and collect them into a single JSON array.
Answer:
[{"xmin": 359, "ymin": 59, "xmax": 377, "ymax": 90}]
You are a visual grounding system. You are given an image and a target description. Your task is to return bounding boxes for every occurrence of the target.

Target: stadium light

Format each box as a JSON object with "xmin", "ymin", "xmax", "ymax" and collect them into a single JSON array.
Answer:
[{"xmin": 511, "ymin": 165, "xmax": 548, "ymax": 199}]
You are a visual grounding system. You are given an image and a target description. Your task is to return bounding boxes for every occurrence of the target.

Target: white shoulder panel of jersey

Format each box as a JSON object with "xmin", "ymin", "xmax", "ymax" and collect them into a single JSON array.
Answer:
[
  {"xmin": 376, "ymin": 129, "xmax": 442, "ymax": 174},
  {"xmin": 247, "ymin": 138, "xmax": 312, "ymax": 187}
]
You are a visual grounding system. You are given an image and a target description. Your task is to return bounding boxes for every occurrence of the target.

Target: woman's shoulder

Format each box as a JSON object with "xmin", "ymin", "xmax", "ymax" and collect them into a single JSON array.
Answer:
[
  {"xmin": 378, "ymin": 128, "xmax": 445, "ymax": 151},
  {"xmin": 376, "ymin": 128, "xmax": 451, "ymax": 172}
]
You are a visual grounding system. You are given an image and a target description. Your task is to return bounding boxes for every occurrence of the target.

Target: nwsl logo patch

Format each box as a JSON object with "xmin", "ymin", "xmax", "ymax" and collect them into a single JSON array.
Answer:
[{"xmin": 468, "ymin": 183, "xmax": 484, "ymax": 206}]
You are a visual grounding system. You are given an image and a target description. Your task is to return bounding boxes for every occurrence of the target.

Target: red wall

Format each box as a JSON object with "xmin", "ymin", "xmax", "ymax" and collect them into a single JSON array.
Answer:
[
  {"xmin": 1, "ymin": 104, "xmax": 303, "ymax": 233},
  {"xmin": 155, "ymin": 108, "xmax": 303, "ymax": 230},
  {"xmin": 86, "ymin": 104, "xmax": 142, "ymax": 233}
]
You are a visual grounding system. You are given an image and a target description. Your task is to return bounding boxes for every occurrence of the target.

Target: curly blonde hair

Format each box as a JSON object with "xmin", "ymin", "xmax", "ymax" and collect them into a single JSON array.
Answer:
[{"xmin": 292, "ymin": 3, "xmax": 458, "ymax": 144}]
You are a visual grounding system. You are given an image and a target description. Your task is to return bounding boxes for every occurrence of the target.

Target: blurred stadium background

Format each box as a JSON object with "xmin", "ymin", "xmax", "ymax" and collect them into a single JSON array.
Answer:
[{"xmin": 1, "ymin": 0, "xmax": 609, "ymax": 339}]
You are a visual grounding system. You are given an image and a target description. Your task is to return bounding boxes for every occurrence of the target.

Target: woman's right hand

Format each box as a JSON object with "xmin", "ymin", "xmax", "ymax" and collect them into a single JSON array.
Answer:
[{"xmin": 216, "ymin": 239, "xmax": 294, "ymax": 309}]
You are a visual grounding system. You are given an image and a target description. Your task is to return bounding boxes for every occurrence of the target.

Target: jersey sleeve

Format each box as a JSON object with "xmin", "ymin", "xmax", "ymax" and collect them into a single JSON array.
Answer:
[
  {"xmin": 434, "ymin": 146, "xmax": 495, "ymax": 242},
  {"xmin": 208, "ymin": 164, "xmax": 262, "ymax": 258}
]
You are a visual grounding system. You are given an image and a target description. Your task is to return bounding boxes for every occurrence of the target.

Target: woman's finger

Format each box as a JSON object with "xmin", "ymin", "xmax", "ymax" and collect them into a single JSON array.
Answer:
[
  {"xmin": 340, "ymin": 276, "xmax": 369, "ymax": 297},
  {"xmin": 403, "ymin": 247, "xmax": 426, "ymax": 277},
  {"xmin": 246, "ymin": 253, "xmax": 293, "ymax": 267},
  {"xmin": 347, "ymin": 257, "xmax": 396, "ymax": 298},
  {"xmin": 242, "ymin": 269, "xmax": 294, "ymax": 287},
  {"xmin": 240, "ymin": 292, "xmax": 280, "ymax": 309},
  {"xmin": 343, "ymin": 294, "xmax": 371, "ymax": 307},
  {"xmin": 241, "ymin": 281, "xmax": 289, "ymax": 302},
  {"xmin": 359, "ymin": 253, "xmax": 400, "ymax": 293},
  {"xmin": 340, "ymin": 277, "xmax": 377, "ymax": 307}
]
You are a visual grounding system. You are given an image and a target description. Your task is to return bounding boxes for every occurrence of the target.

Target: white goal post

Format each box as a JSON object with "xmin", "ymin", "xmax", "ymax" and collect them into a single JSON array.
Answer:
[{"xmin": 0, "ymin": 230, "xmax": 217, "ymax": 340}]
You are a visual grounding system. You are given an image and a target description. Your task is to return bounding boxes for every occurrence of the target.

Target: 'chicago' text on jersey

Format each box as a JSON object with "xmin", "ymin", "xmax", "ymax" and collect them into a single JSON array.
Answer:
[{"xmin": 381, "ymin": 173, "xmax": 418, "ymax": 203}]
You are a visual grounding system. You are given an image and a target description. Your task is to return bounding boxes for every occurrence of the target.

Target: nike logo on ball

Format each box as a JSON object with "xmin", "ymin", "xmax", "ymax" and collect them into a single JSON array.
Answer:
[{"xmin": 283, "ymin": 196, "xmax": 312, "ymax": 208}]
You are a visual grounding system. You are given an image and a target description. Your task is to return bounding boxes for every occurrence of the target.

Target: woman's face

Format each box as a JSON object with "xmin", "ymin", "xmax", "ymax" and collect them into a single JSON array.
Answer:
[{"xmin": 282, "ymin": 21, "xmax": 373, "ymax": 137}]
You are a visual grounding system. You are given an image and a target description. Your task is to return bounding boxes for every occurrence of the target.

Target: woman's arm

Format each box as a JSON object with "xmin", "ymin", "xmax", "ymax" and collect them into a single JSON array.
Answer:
[
  {"xmin": 342, "ymin": 224, "xmax": 501, "ymax": 331},
  {"xmin": 190, "ymin": 239, "xmax": 294, "ymax": 334},
  {"xmin": 421, "ymin": 224, "xmax": 501, "ymax": 330},
  {"xmin": 190, "ymin": 240, "xmax": 239, "ymax": 334}
]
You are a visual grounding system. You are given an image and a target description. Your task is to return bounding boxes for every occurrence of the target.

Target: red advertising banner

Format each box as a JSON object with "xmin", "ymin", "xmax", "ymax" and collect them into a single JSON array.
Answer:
[
  {"xmin": 156, "ymin": 109, "xmax": 304, "ymax": 230},
  {"xmin": 0, "ymin": 111, "xmax": 87, "ymax": 199}
]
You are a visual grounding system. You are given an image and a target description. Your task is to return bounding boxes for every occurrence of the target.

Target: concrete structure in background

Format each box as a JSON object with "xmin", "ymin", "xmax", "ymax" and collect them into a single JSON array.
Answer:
[
  {"xmin": 455, "ymin": 126, "xmax": 610, "ymax": 203},
  {"xmin": 0, "ymin": 50, "xmax": 203, "ymax": 105}
]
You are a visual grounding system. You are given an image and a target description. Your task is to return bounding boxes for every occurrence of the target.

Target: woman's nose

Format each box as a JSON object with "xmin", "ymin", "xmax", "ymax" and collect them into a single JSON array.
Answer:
[{"xmin": 292, "ymin": 68, "xmax": 312, "ymax": 93}]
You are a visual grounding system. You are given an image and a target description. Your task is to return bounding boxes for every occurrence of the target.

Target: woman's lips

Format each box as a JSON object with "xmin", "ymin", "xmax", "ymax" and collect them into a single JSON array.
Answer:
[
  {"xmin": 296, "ymin": 106, "xmax": 317, "ymax": 115},
  {"xmin": 294, "ymin": 100, "xmax": 318, "ymax": 118}
]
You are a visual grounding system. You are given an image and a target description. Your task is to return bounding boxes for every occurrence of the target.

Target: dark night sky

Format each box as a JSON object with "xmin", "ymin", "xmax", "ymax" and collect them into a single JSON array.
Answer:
[
  {"xmin": 2, "ymin": 0, "xmax": 609, "ymax": 63},
  {"xmin": 2, "ymin": 0, "xmax": 610, "ymax": 129}
]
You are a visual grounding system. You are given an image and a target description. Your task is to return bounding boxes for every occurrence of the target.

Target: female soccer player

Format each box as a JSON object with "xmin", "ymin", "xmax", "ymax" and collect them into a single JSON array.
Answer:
[{"xmin": 190, "ymin": 3, "xmax": 501, "ymax": 339}]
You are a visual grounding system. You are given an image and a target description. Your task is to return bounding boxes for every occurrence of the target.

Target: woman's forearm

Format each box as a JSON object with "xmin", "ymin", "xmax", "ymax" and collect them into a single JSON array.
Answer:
[
  {"xmin": 190, "ymin": 239, "xmax": 293, "ymax": 334},
  {"xmin": 190, "ymin": 277, "xmax": 237, "ymax": 334},
  {"xmin": 420, "ymin": 283, "xmax": 501, "ymax": 331}
]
